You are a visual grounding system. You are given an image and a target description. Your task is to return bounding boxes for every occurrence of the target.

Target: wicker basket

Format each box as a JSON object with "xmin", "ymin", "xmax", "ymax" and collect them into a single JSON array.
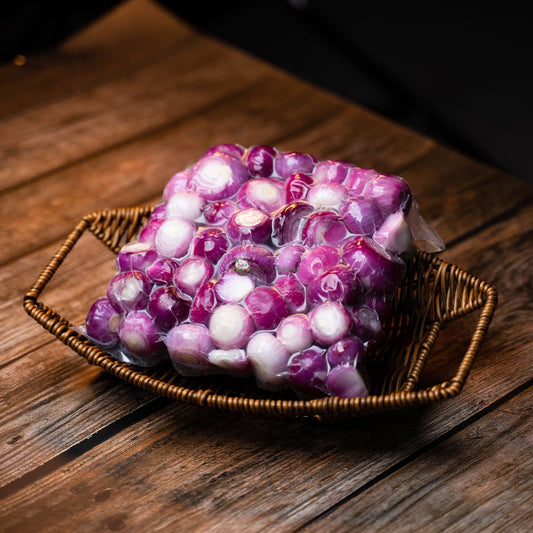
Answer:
[{"xmin": 23, "ymin": 206, "xmax": 497, "ymax": 420}]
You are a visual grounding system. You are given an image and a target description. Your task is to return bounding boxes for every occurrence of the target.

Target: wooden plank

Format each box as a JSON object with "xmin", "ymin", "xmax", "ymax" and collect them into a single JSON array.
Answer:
[
  {"xmin": 2, "ymin": 70, "xmax": 529, "ymax": 265},
  {"xmin": 0, "ymin": 36, "xmax": 270, "ymax": 193},
  {"xmin": 0, "ymin": 76, "xmax": 530, "ymax": 479},
  {"xmin": 0, "ymin": 73, "xmax": 313, "ymax": 263},
  {"xmin": 0, "ymin": 239, "xmax": 161, "ymax": 487},
  {"xmin": 2, "ymin": 74, "xmax": 442, "ymax": 266},
  {"xmin": 2, "ymin": 79, "xmax": 531, "ymax": 270},
  {"xmin": 0, "ymin": 0, "xmax": 193, "ymax": 118},
  {"xmin": 301, "ymin": 386, "xmax": 533, "ymax": 533},
  {"xmin": 396, "ymin": 145, "xmax": 532, "ymax": 244},
  {"xmin": 0, "ymin": 343, "xmax": 161, "ymax": 488},
  {"xmin": 1, "ymin": 204, "xmax": 531, "ymax": 527}
]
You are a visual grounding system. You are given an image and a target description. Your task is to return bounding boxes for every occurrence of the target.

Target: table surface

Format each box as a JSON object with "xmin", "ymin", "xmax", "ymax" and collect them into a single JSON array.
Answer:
[{"xmin": 1, "ymin": 1, "xmax": 532, "ymax": 531}]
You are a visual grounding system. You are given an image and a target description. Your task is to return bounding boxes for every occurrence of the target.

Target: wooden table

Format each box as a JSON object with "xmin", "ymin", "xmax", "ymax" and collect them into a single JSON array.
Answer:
[{"xmin": 1, "ymin": 1, "xmax": 532, "ymax": 531}]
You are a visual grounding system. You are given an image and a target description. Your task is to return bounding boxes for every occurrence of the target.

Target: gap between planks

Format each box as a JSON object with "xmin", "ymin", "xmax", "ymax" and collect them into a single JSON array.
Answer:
[
  {"xmin": 1, "ymin": 376, "xmax": 530, "ymax": 514},
  {"xmin": 296, "ymin": 381, "xmax": 533, "ymax": 532},
  {"xmin": 0, "ymin": 396, "xmax": 170, "ymax": 500}
]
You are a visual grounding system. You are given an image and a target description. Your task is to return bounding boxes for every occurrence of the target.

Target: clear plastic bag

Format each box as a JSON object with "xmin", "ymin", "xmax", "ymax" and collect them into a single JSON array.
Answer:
[{"xmin": 82, "ymin": 144, "xmax": 444, "ymax": 397}]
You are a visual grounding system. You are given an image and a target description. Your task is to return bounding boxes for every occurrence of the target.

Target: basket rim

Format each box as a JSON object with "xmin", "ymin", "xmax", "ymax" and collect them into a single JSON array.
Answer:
[{"xmin": 23, "ymin": 206, "xmax": 498, "ymax": 420}]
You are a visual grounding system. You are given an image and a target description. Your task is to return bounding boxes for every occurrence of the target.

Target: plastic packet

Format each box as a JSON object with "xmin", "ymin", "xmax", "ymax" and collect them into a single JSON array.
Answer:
[{"xmin": 82, "ymin": 144, "xmax": 444, "ymax": 398}]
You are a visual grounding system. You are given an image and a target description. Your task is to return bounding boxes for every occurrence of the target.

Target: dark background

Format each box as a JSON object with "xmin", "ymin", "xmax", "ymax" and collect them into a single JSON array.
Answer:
[{"xmin": 2, "ymin": 0, "xmax": 532, "ymax": 182}]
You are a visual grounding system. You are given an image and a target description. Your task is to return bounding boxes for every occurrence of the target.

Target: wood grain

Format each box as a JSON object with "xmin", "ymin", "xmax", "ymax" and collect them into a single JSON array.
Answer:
[
  {"xmin": 0, "ymin": 77, "xmax": 340, "ymax": 266},
  {"xmin": 0, "ymin": 36, "xmax": 269, "ymax": 193},
  {"xmin": 301, "ymin": 386, "xmax": 533, "ymax": 533}
]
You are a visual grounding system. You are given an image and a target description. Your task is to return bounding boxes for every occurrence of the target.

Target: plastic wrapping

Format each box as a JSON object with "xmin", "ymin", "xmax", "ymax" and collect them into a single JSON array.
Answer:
[{"xmin": 83, "ymin": 144, "xmax": 444, "ymax": 398}]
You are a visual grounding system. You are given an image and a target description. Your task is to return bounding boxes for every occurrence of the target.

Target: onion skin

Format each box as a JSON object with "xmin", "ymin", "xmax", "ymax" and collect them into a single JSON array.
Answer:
[
  {"xmin": 154, "ymin": 218, "xmax": 195, "ymax": 259},
  {"xmin": 275, "ymin": 244, "xmax": 305, "ymax": 275},
  {"xmin": 246, "ymin": 332, "xmax": 290, "ymax": 388},
  {"xmin": 145, "ymin": 257, "xmax": 179, "ymax": 286},
  {"xmin": 307, "ymin": 264, "xmax": 362, "ymax": 306},
  {"xmin": 237, "ymin": 178, "xmax": 285, "ymax": 213},
  {"xmin": 276, "ymin": 314, "xmax": 313, "ymax": 354},
  {"xmin": 85, "ymin": 297, "xmax": 121, "ymax": 347},
  {"xmin": 288, "ymin": 347, "xmax": 328, "ymax": 396},
  {"xmin": 309, "ymin": 302, "xmax": 352, "ymax": 346},
  {"xmin": 163, "ymin": 171, "xmax": 189, "ymax": 201},
  {"xmin": 203, "ymin": 143, "xmax": 245, "ymax": 160},
  {"xmin": 313, "ymin": 160, "xmax": 354, "ymax": 184},
  {"xmin": 208, "ymin": 348, "xmax": 250, "ymax": 376},
  {"xmin": 271, "ymin": 201, "xmax": 314, "ymax": 247},
  {"xmin": 166, "ymin": 190, "xmax": 206, "ymax": 221},
  {"xmin": 306, "ymin": 182, "xmax": 348, "ymax": 211},
  {"xmin": 352, "ymin": 305, "xmax": 383, "ymax": 347},
  {"xmin": 116, "ymin": 242, "xmax": 158, "ymax": 273},
  {"xmin": 326, "ymin": 365, "xmax": 369, "ymax": 398},
  {"xmin": 118, "ymin": 311, "xmax": 164, "ymax": 357},
  {"xmin": 191, "ymin": 227, "xmax": 229, "ymax": 264},
  {"xmin": 274, "ymin": 275, "xmax": 307, "ymax": 314},
  {"xmin": 363, "ymin": 174, "xmax": 412, "ymax": 215},
  {"xmin": 203, "ymin": 201, "xmax": 238, "ymax": 226},
  {"xmin": 150, "ymin": 203, "xmax": 167, "ymax": 220},
  {"xmin": 189, "ymin": 152, "xmax": 248, "ymax": 201},
  {"xmin": 296, "ymin": 245, "xmax": 339, "ymax": 285},
  {"xmin": 302, "ymin": 211, "xmax": 348, "ymax": 247},
  {"xmin": 215, "ymin": 271, "xmax": 254, "ymax": 304},
  {"xmin": 245, "ymin": 145, "xmax": 277, "ymax": 177},
  {"xmin": 326, "ymin": 337, "xmax": 365, "ymax": 367},
  {"xmin": 343, "ymin": 167, "xmax": 379, "ymax": 195},
  {"xmin": 274, "ymin": 151, "xmax": 316, "ymax": 179},
  {"xmin": 218, "ymin": 244, "xmax": 276, "ymax": 285},
  {"xmin": 339, "ymin": 196, "xmax": 385, "ymax": 236},
  {"xmin": 364, "ymin": 293, "xmax": 392, "ymax": 322},
  {"xmin": 373, "ymin": 211, "xmax": 414, "ymax": 255},
  {"xmin": 106, "ymin": 271, "xmax": 151, "ymax": 313},
  {"xmin": 147, "ymin": 286, "xmax": 190, "ymax": 331},
  {"xmin": 244, "ymin": 287, "xmax": 289, "ymax": 330},
  {"xmin": 138, "ymin": 218, "xmax": 164, "ymax": 245},
  {"xmin": 173, "ymin": 257, "xmax": 214, "ymax": 297},
  {"xmin": 166, "ymin": 323, "xmax": 215, "ymax": 370},
  {"xmin": 285, "ymin": 172, "xmax": 314, "ymax": 202},
  {"xmin": 209, "ymin": 304, "xmax": 255, "ymax": 350},
  {"xmin": 342, "ymin": 237, "xmax": 405, "ymax": 294},
  {"xmin": 190, "ymin": 281, "xmax": 218, "ymax": 325},
  {"xmin": 227, "ymin": 208, "xmax": 272, "ymax": 244}
]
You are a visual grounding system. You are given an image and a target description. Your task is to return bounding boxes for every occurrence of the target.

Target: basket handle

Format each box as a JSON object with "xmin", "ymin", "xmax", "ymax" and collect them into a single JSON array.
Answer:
[
  {"xmin": 23, "ymin": 207, "xmax": 152, "ymax": 330},
  {"xmin": 24, "ymin": 216, "xmax": 92, "ymax": 307},
  {"xmin": 426, "ymin": 282, "xmax": 498, "ymax": 399}
]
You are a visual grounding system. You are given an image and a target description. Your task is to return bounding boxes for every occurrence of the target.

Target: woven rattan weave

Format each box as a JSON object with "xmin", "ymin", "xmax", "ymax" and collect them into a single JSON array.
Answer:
[{"xmin": 23, "ymin": 207, "xmax": 497, "ymax": 420}]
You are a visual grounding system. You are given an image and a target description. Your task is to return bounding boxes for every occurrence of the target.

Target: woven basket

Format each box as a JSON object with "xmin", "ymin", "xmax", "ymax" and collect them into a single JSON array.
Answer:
[{"xmin": 23, "ymin": 206, "xmax": 497, "ymax": 420}]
